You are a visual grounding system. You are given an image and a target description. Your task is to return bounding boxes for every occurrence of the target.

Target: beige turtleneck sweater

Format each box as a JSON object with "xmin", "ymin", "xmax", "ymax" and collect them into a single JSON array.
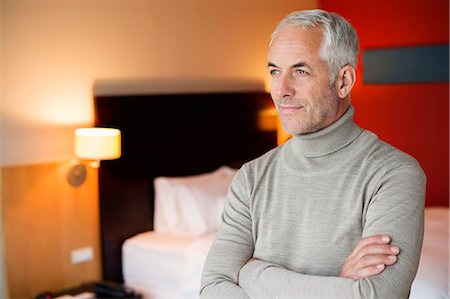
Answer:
[{"xmin": 200, "ymin": 106, "xmax": 426, "ymax": 298}]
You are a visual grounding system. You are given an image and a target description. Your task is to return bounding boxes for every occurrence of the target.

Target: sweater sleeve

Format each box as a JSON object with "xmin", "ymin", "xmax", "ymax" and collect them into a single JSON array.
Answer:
[
  {"xmin": 238, "ymin": 162, "xmax": 426, "ymax": 299},
  {"xmin": 200, "ymin": 168, "xmax": 254, "ymax": 298}
]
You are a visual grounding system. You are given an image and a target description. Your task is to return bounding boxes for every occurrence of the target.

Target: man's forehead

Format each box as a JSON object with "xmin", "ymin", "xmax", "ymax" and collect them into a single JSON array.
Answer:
[
  {"xmin": 271, "ymin": 25, "xmax": 322, "ymax": 43},
  {"xmin": 269, "ymin": 26, "xmax": 323, "ymax": 58},
  {"xmin": 270, "ymin": 29, "xmax": 321, "ymax": 56}
]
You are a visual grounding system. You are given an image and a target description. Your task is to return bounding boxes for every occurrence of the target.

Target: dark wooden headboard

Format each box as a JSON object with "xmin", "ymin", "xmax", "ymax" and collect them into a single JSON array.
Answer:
[{"xmin": 94, "ymin": 92, "xmax": 277, "ymax": 282}]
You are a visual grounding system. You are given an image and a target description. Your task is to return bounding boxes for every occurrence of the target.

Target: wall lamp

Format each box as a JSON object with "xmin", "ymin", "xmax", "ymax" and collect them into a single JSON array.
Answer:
[{"xmin": 67, "ymin": 127, "xmax": 121, "ymax": 187}]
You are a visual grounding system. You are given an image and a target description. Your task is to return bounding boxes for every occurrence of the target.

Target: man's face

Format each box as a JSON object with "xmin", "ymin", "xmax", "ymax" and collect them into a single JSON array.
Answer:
[{"xmin": 268, "ymin": 25, "xmax": 342, "ymax": 135}]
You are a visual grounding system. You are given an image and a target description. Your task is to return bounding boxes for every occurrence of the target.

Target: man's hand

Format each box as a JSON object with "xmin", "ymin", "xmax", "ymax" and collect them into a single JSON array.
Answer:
[{"xmin": 340, "ymin": 235, "xmax": 400, "ymax": 280}]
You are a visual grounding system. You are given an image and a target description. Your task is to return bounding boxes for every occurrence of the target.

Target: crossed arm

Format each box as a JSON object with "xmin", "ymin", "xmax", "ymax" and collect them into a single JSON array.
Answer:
[
  {"xmin": 205, "ymin": 234, "xmax": 403, "ymax": 299},
  {"xmin": 242, "ymin": 234, "xmax": 400, "ymax": 281},
  {"xmin": 200, "ymin": 165, "xmax": 425, "ymax": 298}
]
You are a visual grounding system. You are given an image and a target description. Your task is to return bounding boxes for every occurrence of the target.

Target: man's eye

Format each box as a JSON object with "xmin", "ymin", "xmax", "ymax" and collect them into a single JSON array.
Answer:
[
  {"xmin": 295, "ymin": 69, "xmax": 307, "ymax": 75},
  {"xmin": 269, "ymin": 69, "xmax": 280, "ymax": 76}
]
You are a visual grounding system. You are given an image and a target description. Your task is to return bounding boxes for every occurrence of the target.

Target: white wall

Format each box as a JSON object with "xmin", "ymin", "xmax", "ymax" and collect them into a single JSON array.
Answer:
[{"xmin": 1, "ymin": 0, "xmax": 317, "ymax": 166}]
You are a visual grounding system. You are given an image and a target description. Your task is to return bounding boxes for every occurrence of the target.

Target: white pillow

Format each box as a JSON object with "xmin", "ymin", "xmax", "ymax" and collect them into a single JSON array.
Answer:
[{"xmin": 154, "ymin": 166, "xmax": 237, "ymax": 236}]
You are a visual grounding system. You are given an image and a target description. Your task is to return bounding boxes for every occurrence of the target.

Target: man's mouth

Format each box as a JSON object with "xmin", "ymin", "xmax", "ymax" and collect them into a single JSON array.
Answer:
[{"xmin": 278, "ymin": 104, "xmax": 304, "ymax": 114}]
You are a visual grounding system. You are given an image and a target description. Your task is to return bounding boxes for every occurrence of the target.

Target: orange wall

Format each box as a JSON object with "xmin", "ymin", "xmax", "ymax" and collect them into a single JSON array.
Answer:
[
  {"xmin": 2, "ymin": 162, "xmax": 101, "ymax": 298},
  {"xmin": 320, "ymin": 0, "xmax": 449, "ymax": 206},
  {"xmin": 1, "ymin": 0, "xmax": 316, "ymax": 167}
]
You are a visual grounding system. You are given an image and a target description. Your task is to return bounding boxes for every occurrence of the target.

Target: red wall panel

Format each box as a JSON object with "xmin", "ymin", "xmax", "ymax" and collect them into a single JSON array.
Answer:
[{"xmin": 320, "ymin": 0, "xmax": 449, "ymax": 206}]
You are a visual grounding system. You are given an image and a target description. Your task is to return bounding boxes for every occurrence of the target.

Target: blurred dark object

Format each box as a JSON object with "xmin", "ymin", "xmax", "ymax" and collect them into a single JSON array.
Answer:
[
  {"xmin": 94, "ymin": 281, "xmax": 142, "ymax": 298},
  {"xmin": 33, "ymin": 281, "xmax": 141, "ymax": 299},
  {"xmin": 34, "ymin": 292, "xmax": 54, "ymax": 299}
]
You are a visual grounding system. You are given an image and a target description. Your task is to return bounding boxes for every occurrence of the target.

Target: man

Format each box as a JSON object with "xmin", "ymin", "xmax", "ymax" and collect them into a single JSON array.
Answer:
[{"xmin": 201, "ymin": 9, "xmax": 425, "ymax": 298}]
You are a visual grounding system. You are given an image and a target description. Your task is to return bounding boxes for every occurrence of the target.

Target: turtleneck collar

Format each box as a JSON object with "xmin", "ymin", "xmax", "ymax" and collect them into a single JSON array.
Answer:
[{"xmin": 290, "ymin": 105, "xmax": 362, "ymax": 158}]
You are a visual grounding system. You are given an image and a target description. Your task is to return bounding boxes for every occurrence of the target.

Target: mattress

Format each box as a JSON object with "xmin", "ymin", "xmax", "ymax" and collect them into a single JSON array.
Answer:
[
  {"xmin": 123, "ymin": 208, "xmax": 449, "ymax": 298},
  {"xmin": 410, "ymin": 207, "xmax": 449, "ymax": 299},
  {"xmin": 122, "ymin": 231, "xmax": 215, "ymax": 299}
]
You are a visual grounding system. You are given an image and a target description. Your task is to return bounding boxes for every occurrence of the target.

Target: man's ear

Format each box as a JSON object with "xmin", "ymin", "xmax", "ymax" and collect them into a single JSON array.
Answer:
[{"xmin": 336, "ymin": 65, "xmax": 356, "ymax": 99}]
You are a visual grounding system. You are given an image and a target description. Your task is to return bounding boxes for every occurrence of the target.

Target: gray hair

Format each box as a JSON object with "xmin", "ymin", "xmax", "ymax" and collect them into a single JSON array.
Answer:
[{"xmin": 271, "ymin": 9, "xmax": 359, "ymax": 85}]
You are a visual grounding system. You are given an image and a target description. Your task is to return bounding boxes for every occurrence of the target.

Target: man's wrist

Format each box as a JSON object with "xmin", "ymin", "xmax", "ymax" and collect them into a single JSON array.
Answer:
[{"xmin": 238, "ymin": 257, "xmax": 259, "ymax": 285}]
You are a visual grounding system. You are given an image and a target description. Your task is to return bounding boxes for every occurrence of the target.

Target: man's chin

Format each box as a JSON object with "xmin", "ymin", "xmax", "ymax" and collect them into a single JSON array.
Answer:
[{"xmin": 282, "ymin": 124, "xmax": 317, "ymax": 136}]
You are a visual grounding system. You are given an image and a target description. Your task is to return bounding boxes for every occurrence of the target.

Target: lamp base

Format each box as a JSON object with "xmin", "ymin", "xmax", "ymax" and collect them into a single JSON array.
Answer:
[{"xmin": 67, "ymin": 163, "xmax": 87, "ymax": 187}]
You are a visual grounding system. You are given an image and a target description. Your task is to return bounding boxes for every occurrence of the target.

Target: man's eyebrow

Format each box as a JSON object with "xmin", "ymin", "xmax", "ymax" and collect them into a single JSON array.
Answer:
[
  {"xmin": 267, "ymin": 62, "xmax": 309, "ymax": 68},
  {"xmin": 292, "ymin": 62, "xmax": 307, "ymax": 68}
]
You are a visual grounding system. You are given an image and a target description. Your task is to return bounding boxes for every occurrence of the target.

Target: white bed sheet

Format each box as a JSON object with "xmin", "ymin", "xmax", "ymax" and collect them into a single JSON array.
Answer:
[
  {"xmin": 122, "ymin": 231, "xmax": 215, "ymax": 299},
  {"xmin": 123, "ymin": 208, "xmax": 449, "ymax": 298},
  {"xmin": 410, "ymin": 207, "xmax": 449, "ymax": 299}
]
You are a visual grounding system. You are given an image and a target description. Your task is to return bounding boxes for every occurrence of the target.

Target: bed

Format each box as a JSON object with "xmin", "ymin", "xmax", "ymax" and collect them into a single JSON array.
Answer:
[
  {"xmin": 122, "ymin": 231, "xmax": 215, "ymax": 298},
  {"xmin": 94, "ymin": 89, "xmax": 448, "ymax": 299},
  {"xmin": 410, "ymin": 207, "xmax": 449, "ymax": 299},
  {"xmin": 121, "ymin": 177, "xmax": 449, "ymax": 299}
]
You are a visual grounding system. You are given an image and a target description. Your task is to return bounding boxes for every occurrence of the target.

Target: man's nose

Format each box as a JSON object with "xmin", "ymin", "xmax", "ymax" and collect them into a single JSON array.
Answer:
[{"xmin": 276, "ymin": 74, "xmax": 295, "ymax": 99}]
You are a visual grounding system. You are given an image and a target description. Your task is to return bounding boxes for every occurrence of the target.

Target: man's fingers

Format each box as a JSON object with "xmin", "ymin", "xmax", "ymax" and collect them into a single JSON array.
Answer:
[
  {"xmin": 343, "ymin": 257, "xmax": 395, "ymax": 280},
  {"xmin": 356, "ymin": 243, "xmax": 400, "ymax": 260},
  {"xmin": 355, "ymin": 254, "xmax": 398, "ymax": 269},
  {"xmin": 353, "ymin": 264, "xmax": 386, "ymax": 280},
  {"xmin": 341, "ymin": 254, "xmax": 397, "ymax": 279},
  {"xmin": 349, "ymin": 235, "xmax": 391, "ymax": 258},
  {"xmin": 340, "ymin": 235, "xmax": 400, "ymax": 280},
  {"xmin": 341, "ymin": 234, "xmax": 401, "ymax": 280}
]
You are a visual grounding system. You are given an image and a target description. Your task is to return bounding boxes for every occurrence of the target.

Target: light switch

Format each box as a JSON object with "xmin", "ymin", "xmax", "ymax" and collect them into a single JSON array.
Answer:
[{"xmin": 71, "ymin": 246, "xmax": 94, "ymax": 264}]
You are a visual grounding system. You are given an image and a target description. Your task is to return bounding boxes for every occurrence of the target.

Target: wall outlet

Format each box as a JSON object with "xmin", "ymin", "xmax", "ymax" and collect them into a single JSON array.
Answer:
[{"xmin": 71, "ymin": 246, "xmax": 94, "ymax": 264}]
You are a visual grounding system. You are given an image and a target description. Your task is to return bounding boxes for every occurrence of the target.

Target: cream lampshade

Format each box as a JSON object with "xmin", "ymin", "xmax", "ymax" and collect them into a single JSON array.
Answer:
[
  {"xmin": 75, "ymin": 128, "xmax": 121, "ymax": 160},
  {"xmin": 68, "ymin": 127, "xmax": 121, "ymax": 187}
]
